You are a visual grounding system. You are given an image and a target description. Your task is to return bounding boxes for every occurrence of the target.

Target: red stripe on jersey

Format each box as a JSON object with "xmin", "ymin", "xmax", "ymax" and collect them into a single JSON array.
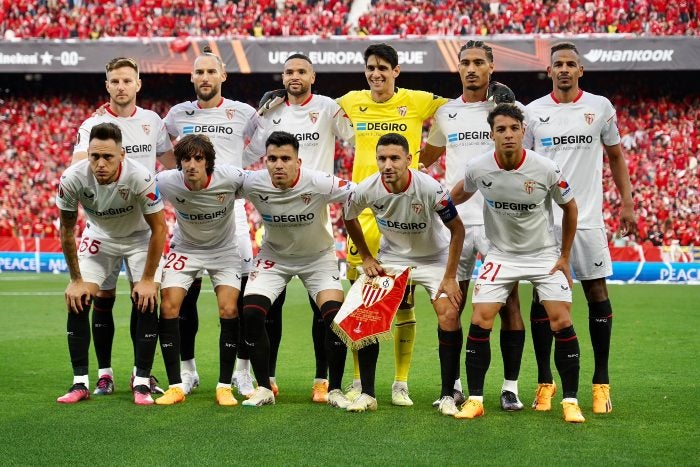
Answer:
[
  {"xmin": 381, "ymin": 169, "xmax": 412, "ymax": 193},
  {"xmin": 106, "ymin": 105, "xmax": 137, "ymax": 117},
  {"xmin": 493, "ymin": 149, "xmax": 526, "ymax": 170},
  {"xmin": 287, "ymin": 94, "xmax": 313, "ymax": 107},
  {"xmin": 197, "ymin": 98, "xmax": 224, "ymax": 109},
  {"xmin": 550, "ymin": 89, "xmax": 584, "ymax": 104}
]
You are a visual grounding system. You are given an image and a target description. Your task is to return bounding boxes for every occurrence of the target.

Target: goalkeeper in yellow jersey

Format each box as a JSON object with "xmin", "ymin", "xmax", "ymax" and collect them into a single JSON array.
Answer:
[{"xmin": 336, "ymin": 43, "xmax": 448, "ymax": 407}]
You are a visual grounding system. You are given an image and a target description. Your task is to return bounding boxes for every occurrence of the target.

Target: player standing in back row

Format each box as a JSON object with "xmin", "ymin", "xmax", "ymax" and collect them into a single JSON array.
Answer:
[{"xmin": 524, "ymin": 42, "xmax": 636, "ymax": 414}]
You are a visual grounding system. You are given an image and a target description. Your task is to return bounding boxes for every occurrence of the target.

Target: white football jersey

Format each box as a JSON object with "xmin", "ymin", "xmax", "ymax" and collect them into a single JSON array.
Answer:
[
  {"xmin": 56, "ymin": 158, "xmax": 164, "ymax": 238},
  {"xmin": 244, "ymin": 94, "xmax": 354, "ymax": 173},
  {"xmin": 73, "ymin": 106, "xmax": 172, "ymax": 174},
  {"xmin": 164, "ymin": 98, "xmax": 257, "ymax": 167},
  {"xmin": 427, "ymin": 98, "xmax": 525, "ymax": 225},
  {"xmin": 524, "ymin": 90, "xmax": 620, "ymax": 228},
  {"xmin": 346, "ymin": 169, "xmax": 452, "ymax": 265},
  {"xmin": 464, "ymin": 149, "xmax": 574, "ymax": 253},
  {"xmin": 239, "ymin": 168, "xmax": 354, "ymax": 262},
  {"xmin": 156, "ymin": 165, "xmax": 246, "ymax": 254}
]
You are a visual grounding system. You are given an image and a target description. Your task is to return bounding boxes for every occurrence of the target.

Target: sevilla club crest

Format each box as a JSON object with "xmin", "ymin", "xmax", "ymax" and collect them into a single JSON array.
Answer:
[
  {"xmin": 118, "ymin": 188, "xmax": 130, "ymax": 200},
  {"xmin": 301, "ymin": 192, "xmax": 312, "ymax": 205},
  {"xmin": 141, "ymin": 124, "xmax": 151, "ymax": 135},
  {"xmin": 397, "ymin": 106, "xmax": 407, "ymax": 117},
  {"xmin": 361, "ymin": 275, "xmax": 395, "ymax": 307},
  {"xmin": 217, "ymin": 193, "xmax": 226, "ymax": 204},
  {"xmin": 411, "ymin": 202, "xmax": 424, "ymax": 214},
  {"xmin": 309, "ymin": 112, "xmax": 319, "ymax": 124},
  {"xmin": 584, "ymin": 112, "xmax": 595, "ymax": 125},
  {"xmin": 226, "ymin": 108, "xmax": 235, "ymax": 120},
  {"xmin": 523, "ymin": 180, "xmax": 535, "ymax": 195}
]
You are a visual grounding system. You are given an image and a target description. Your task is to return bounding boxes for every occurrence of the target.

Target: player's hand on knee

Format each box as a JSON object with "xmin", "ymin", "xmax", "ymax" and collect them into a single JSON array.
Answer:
[
  {"xmin": 65, "ymin": 280, "xmax": 92, "ymax": 313},
  {"xmin": 549, "ymin": 257, "xmax": 573, "ymax": 288},
  {"xmin": 362, "ymin": 257, "xmax": 384, "ymax": 277},
  {"xmin": 132, "ymin": 279, "xmax": 158, "ymax": 313},
  {"xmin": 437, "ymin": 277, "xmax": 462, "ymax": 309}
]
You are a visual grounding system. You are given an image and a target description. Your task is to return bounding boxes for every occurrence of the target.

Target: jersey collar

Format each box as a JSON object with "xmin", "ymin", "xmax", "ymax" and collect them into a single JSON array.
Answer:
[
  {"xmin": 106, "ymin": 105, "xmax": 137, "ymax": 117},
  {"xmin": 197, "ymin": 98, "xmax": 224, "ymax": 109},
  {"xmin": 286, "ymin": 94, "xmax": 313, "ymax": 107},
  {"xmin": 184, "ymin": 173, "xmax": 212, "ymax": 191},
  {"xmin": 381, "ymin": 169, "xmax": 412, "ymax": 194},
  {"xmin": 493, "ymin": 149, "xmax": 526, "ymax": 170},
  {"xmin": 550, "ymin": 89, "xmax": 584, "ymax": 104}
]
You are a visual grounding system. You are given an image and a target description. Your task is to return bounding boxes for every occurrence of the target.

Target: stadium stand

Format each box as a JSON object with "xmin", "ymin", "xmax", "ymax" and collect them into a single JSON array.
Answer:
[{"xmin": 1, "ymin": 0, "xmax": 696, "ymax": 38}]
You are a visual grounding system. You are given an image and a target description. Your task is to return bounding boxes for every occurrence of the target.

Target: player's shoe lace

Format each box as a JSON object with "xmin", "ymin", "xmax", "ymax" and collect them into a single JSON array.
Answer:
[
  {"xmin": 57, "ymin": 383, "xmax": 90, "ymax": 404},
  {"xmin": 437, "ymin": 396, "xmax": 458, "ymax": 416},
  {"xmin": 327, "ymin": 389, "xmax": 351, "ymax": 409},
  {"xmin": 242, "ymin": 387, "xmax": 275, "ymax": 407},
  {"xmin": 93, "ymin": 375, "xmax": 114, "ymax": 395},
  {"xmin": 346, "ymin": 393, "xmax": 378, "ymax": 412}
]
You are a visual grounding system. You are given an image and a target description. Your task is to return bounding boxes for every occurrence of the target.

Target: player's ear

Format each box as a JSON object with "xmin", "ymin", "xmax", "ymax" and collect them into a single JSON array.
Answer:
[
  {"xmin": 119, "ymin": 148, "xmax": 126, "ymax": 161},
  {"xmin": 406, "ymin": 152, "xmax": 412, "ymax": 165},
  {"xmin": 310, "ymin": 70, "xmax": 316, "ymax": 85},
  {"xmin": 393, "ymin": 65, "xmax": 400, "ymax": 78},
  {"xmin": 135, "ymin": 78, "xmax": 142, "ymax": 93},
  {"xmin": 579, "ymin": 65, "xmax": 584, "ymax": 77},
  {"xmin": 546, "ymin": 65, "xmax": 553, "ymax": 79},
  {"xmin": 221, "ymin": 70, "xmax": 227, "ymax": 83}
]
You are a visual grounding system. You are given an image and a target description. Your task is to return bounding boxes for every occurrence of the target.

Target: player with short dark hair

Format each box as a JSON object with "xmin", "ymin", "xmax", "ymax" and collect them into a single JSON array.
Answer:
[
  {"xmin": 451, "ymin": 104, "xmax": 585, "ymax": 423},
  {"xmin": 56, "ymin": 122, "xmax": 167, "ymax": 405},
  {"xmin": 154, "ymin": 134, "xmax": 247, "ymax": 406},
  {"xmin": 420, "ymin": 40, "xmax": 526, "ymax": 411},
  {"xmin": 344, "ymin": 133, "xmax": 465, "ymax": 415},
  {"xmin": 524, "ymin": 42, "xmax": 636, "ymax": 414},
  {"xmin": 237, "ymin": 131, "xmax": 354, "ymax": 408}
]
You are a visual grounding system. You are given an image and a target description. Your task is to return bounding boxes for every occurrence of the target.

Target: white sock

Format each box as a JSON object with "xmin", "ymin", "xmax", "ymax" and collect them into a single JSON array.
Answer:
[
  {"xmin": 132, "ymin": 366, "xmax": 137, "ymax": 376},
  {"xmin": 181, "ymin": 358, "xmax": 197, "ymax": 373},
  {"xmin": 269, "ymin": 376, "xmax": 277, "ymax": 385},
  {"xmin": 353, "ymin": 378, "xmax": 362, "ymax": 388},
  {"xmin": 392, "ymin": 381, "xmax": 408, "ymax": 390},
  {"xmin": 133, "ymin": 376, "xmax": 150, "ymax": 387},
  {"xmin": 502, "ymin": 379, "xmax": 518, "ymax": 395},
  {"xmin": 98, "ymin": 368, "xmax": 113, "ymax": 378},
  {"xmin": 235, "ymin": 358, "xmax": 250, "ymax": 372},
  {"xmin": 313, "ymin": 378, "xmax": 328, "ymax": 384},
  {"xmin": 453, "ymin": 378, "xmax": 462, "ymax": 392},
  {"xmin": 468, "ymin": 395, "xmax": 484, "ymax": 403},
  {"xmin": 562, "ymin": 397, "xmax": 578, "ymax": 404},
  {"xmin": 216, "ymin": 382, "xmax": 232, "ymax": 389},
  {"xmin": 171, "ymin": 383, "xmax": 185, "ymax": 391},
  {"xmin": 73, "ymin": 375, "xmax": 89, "ymax": 386}
]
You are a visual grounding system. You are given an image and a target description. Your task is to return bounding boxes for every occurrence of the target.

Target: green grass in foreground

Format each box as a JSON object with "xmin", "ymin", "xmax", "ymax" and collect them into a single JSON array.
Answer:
[{"xmin": 0, "ymin": 273, "xmax": 698, "ymax": 466}]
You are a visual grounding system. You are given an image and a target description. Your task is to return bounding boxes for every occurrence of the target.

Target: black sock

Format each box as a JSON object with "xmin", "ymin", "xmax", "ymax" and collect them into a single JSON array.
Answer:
[
  {"xmin": 91, "ymin": 296, "xmax": 115, "ymax": 369},
  {"xmin": 530, "ymin": 300, "xmax": 554, "ymax": 383},
  {"xmin": 266, "ymin": 288, "xmax": 284, "ymax": 378},
  {"xmin": 465, "ymin": 323, "xmax": 491, "ymax": 397},
  {"xmin": 179, "ymin": 278, "xmax": 201, "ymax": 362},
  {"xmin": 243, "ymin": 295, "xmax": 272, "ymax": 389},
  {"xmin": 320, "ymin": 300, "xmax": 345, "ymax": 391},
  {"xmin": 554, "ymin": 325, "xmax": 580, "ymax": 399},
  {"xmin": 219, "ymin": 317, "xmax": 239, "ymax": 384},
  {"xmin": 500, "ymin": 329, "xmax": 525, "ymax": 382},
  {"xmin": 589, "ymin": 299, "xmax": 613, "ymax": 384},
  {"xmin": 134, "ymin": 307, "xmax": 158, "ymax": 378},
  {"xmin": 159, "ymin": 317, "xmax": 181, "ymax": 385},
  {"xmin": 310, "ymin": 294, "xmax": 328, "ymax": 380},
  {"xmin": 67, "ymin": 308, "xmax": 91, "ymax": 376},
  {"xmin": 357, "ymin": 343, "xmax": 379, "ymax": 397},
  {"xmin": 130, "ymin": 301, "xmax": 138, "ymax": 366},
  {"xmin": 236, "ymin": 276, "xmax": 250, "ymax": 361},
  {"xmin": 438, "ymin": 328, "xmax": 463, "ymax": 397}
]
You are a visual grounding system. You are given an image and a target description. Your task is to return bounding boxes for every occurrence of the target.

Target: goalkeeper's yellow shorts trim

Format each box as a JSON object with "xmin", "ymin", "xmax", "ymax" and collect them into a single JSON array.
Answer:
[{"xmin": 346, "ymin": 209, "xmax": 381, "ymax": 281}]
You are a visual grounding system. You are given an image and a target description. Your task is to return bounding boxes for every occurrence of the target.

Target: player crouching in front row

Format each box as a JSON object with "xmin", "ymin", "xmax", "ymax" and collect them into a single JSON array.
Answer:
[{"xmin": 450, "ymin": 104, "xmax": 585, "ymax": 423}]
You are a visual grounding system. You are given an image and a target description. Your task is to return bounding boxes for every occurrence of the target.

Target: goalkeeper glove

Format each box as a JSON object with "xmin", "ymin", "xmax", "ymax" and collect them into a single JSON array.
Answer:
[
  {"xmin": 257, "ymin": 89, "xmax": 287, "ymax": 116},
  {"xmin": 487, "ymin": 81, "xmax": 516, "ymax": 104}
]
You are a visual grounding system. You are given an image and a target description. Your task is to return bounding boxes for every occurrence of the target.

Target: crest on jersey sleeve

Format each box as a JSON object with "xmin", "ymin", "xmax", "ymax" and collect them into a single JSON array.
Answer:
[
  {"xmin": 332, "ymin": 266, "xmax": 411, "ymax": 349},
  {"xmin": 584, "ymin": 112, "xmax": 595, "ymax": 125},
  {"xmin": 397, "ymin": 106, "xmax": 407, "ymax": 117},
  {"xmin": 309, "ymin": 112, "xmax": 319, "ymax": 124},
  {"xmin": 142, "ymin": 124, "xmax": 151, "ymax": 135},
  {"xmin": 524, "ymin": 180, "xmax": 535, "ymax": 195}
]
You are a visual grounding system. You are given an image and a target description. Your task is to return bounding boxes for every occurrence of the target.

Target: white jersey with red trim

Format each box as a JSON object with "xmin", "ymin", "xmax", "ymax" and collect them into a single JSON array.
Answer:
[
  {"xmin": 56, "ymin": 158, "xmax": 164, "ymax": 238},
  {"xmin": 156, "ymin": 165, "xmax": 246, "ymax": 254},
  {"xmin": 463, "ymin": 149, "xmax": 574, "ymax": 254},
  {"xmin": 164, "ymin": 98, "xmax": 257, "ymax": 167},
  {"xmin": 239, "ymin": 168, "xmax": 354, "ymax": 262},
  {"xmin": 73, "ymin": 106, "xmax": 172, "ymax": 174},
  {"xmin": 523, "ymin": 90, "xmax": 620, "ymax": 228},
  {"xmin": 244, "ymin": 94, "xmax": 354, "ymax": 173},
  {"xmin": 345, "ymin": 169, "xmax": 451, "ymax": 265},
  {"xmin": 427, "ymin": 98, "xmax": 526, "ymax": 225}
]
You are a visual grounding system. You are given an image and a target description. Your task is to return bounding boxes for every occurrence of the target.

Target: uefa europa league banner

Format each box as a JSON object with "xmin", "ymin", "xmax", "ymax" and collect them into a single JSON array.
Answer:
[{"xmin": 1, "ymin": 36, "xmax": 698, "ymax": 74}]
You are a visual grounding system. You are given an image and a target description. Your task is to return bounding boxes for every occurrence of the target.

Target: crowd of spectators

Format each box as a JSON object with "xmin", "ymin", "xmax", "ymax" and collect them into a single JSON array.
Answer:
[
  {"xmin": 0, "ymin": 90, "xmax": 698, "ymax": 254},
  {"xmin": 1, "ymin": 0, "xmax": 697, "ymax": 39}
]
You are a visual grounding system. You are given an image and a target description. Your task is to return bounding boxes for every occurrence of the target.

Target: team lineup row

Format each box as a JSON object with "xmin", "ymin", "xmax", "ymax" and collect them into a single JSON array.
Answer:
[{"xmin": 54, "ymin": 40, "xmax": 636, "ymax": 424}]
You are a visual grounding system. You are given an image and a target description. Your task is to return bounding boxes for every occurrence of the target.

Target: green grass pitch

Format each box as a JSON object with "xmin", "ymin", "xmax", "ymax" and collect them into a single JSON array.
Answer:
[{"xmin": 0, "ymin": 273, "xmax": 698, "ymax": 465}]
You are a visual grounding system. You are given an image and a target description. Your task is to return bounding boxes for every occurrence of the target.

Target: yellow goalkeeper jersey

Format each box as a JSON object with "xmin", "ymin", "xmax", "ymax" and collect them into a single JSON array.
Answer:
[{"xmin": 338, "ymin": 88, "xmax": 447, "ymax": 182}]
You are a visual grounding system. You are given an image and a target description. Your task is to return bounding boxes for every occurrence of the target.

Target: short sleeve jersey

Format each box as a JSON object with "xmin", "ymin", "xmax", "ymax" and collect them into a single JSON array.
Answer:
[
  {"xmin": 238, "ymin": 168, "xmax": 354, "ymax": 262},
  {"xmin": 156, "ymin": 165, "xmax": 246, "ymax": 254},
  {"xmin": 244, "ymin": 94, "xmax": 354, "ymax": 173},
  {"xmin": 73, "ymin": 106, "xmax": 172, "ymax": 174},
  {"xmin": 56, "ymin": 158, "xmax": 164, "ymax": 238},
  {"xmin": 464, "ymin": 149, "xmax": 574, "ymax": 254},
  {"xmin": 338, "ymin": 88, "xmax": 447, "ymax": 182},
  {"xmin": 345, "ymin": 169, "xmax": 452, "ymax": 265},
  {"xmin": 164, "ymin": 98, "xmax": 257, "ymax": 167},
  {"xmin": 523, "ymin": 90, "xmax": 620, "ymax": 228}
]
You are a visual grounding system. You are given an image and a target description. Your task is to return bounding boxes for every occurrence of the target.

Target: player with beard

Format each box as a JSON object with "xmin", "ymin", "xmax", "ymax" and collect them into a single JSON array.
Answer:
[
  {"xmin": 420, "ymin": 41, "xmax": 526, "ymax": 411},
  {"xmin": 524, "ymin": 42, "xmax": 636, "ymax": 414},
  {"xmin": 163, "ymin": 47, "xmax": 258, "ymax": 396},
  {"xmin": 72, "ymin": 57, "xmax": 173, "ymax": 397},
  {"xmin": 244, "ymin": 53, "xmax": 354, "ymax": 402}
]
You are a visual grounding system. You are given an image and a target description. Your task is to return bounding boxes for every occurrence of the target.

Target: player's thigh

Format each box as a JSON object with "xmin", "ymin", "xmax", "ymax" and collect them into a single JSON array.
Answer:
[
  {"xmin": 298, "ymin": 253, "xmax": 344, "ymax": 303},
  {"xmin": 77, "ymin": 237, "xmax": 124, "ymax": 288},
  {"xmin": 244, "ymin": 256, "xmax": 292, "ymax": 303},
  {"xmin": 540, "ymin": 300, "xmax": 572, "ymax": 331},
  {"xmin": 235, "ymin": 199, "xmax": 255, "ymax": 275},
  {"xmin": 471, "ymin": 252, "xmax": 519, "ymax": 305},
  {"xmin": 346, "ymin": 209, "xmax": 380, "ymax": 278},
  {"xmin": 458, "ymin": 224, "xmax": 488, "ymax": 282},
  {"xmin": 529, "ymin": 250, "xmax": 573, "ymax": 305},
  {"xmin": 214, "ymin": 285, "xmax": 241, "ymax": 318},
  {"xmin": 124, "ymin": 238, "xmax": 163, "ymax": 284},
  {"xmin": 411, "ymin": 263, "xmax": 447, "ymax": 301}
]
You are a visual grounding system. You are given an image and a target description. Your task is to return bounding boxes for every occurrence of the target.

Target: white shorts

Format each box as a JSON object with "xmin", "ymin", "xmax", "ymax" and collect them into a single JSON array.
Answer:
[
  {"xmin": 235, "ymin": 199, "xmax": 254, "ymax": 275},
  {"xmin": 458, "ymin": 224, "xmax": 489, "ymax": 282},
  {"xmin": 161, "ymin": 248, "xmax": 242, "ymax": 291},
  {"xmin": 78, "ymin": 231, "xmax": 162, "ymax": 288},
  {"xmin": 244, "ymin": 251, "xmax": 343, "ymax": 303},
  {"xmin": 554, "ymin": 225, "xmax": 612, "ymax": 280},
  {"xmin": 471, "ymin": 248, "xmax": 572, "ymax": 304},
  {"xmin": 393, "ymin": 262, "xmax": 447, "ymax": 301}
]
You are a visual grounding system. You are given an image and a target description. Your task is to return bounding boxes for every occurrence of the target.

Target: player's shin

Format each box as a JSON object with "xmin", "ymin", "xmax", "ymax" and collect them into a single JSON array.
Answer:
[
  {"xmin": 320, "ymin": 300, "xmax": 345, "ymax": 391},
  {"xmin": 265, "ymin": 289, "xmax": 284, "ymax": 378},
  {"xmin": 219, "ymin": 317, "xmax": 239, "ymax": 384},
  {"xmin": 394, "ymin": 307, "xmax": 416, "ymax": 383},
  {"xmin": 179, "ymin": 278, "xmax": 201, "ymax": 363},
  {"xmin": 553, "ymin": 325, "xmax": 580, "ymax": 399},
  {"xmin": 91, "ymin": 296, "xmax": 116, "ymax": 371},
  {"xmin": 530, "ymin": 300, "xmax": 554, "ymax": 383},
  {"xmin": 134, "ymin": 306, "xmax": 158, "ymax": 378},
  {"xmin": 311, "ymin": 295, "xmax": 329, "ymax": 380},
  {"xmin": 243, "ymin": 295, "xmax": 273, "ymax": 389},
  {"xmin": 500, "ymin": 329, "xmax": 525, "ymax": 385},
  {"xmin": 357, "ymin": 343, "xmax": 379, "ymax": 398},
  {"xmin": 159, "ymin": 317, "xmax": 182, "ymax": 385},
  {"xmin": 465, "ymin": 323, "xmax": 491, "ymax": 398},
  {"xmin": 588, "ymin": 299, "xmax": 613, "ymax": 384},
  {"xmin": 67, "ymin": 307, "xmax": 91, "ymax": 378},
  {"xmin": 438, "ymin": 327, "xmax": 463, "ymax": 397}
]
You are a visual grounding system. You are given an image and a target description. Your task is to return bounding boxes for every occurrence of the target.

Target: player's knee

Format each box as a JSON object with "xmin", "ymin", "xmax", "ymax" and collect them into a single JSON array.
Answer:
[
  {"xmin": 435, "ymin": 304, "xmax": 460, "ymax": 331},
  {"xmin": 242, "ymin": 294, "xmax": 271, "ymax": 338},
  {"xmin": 546, "ymin": 306, "xmax": 572, "ymax": 332},
  {"xmin": 582, "ymin": 278, "xmax": 608, "ymax": 303},
  {"xmin": 319, "ymin": 300, "xmax": 342, "ymax": 327},
  {"xmin": 159, "ymin": 298, "xmax": 181, "ymax": 319},
  {"xmin": 499, "ymin": 302, "xmax": 524, "ymax": 330},
  {"xmin": 219, "ymin": 303, "xmax": 238, "ymax": 319}
]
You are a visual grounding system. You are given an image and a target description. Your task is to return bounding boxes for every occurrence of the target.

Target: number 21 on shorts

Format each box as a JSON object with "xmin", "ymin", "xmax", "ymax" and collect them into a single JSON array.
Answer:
[{"xmin": 479, "ymin": 261, "xmax": 502, "ymax": 282}]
